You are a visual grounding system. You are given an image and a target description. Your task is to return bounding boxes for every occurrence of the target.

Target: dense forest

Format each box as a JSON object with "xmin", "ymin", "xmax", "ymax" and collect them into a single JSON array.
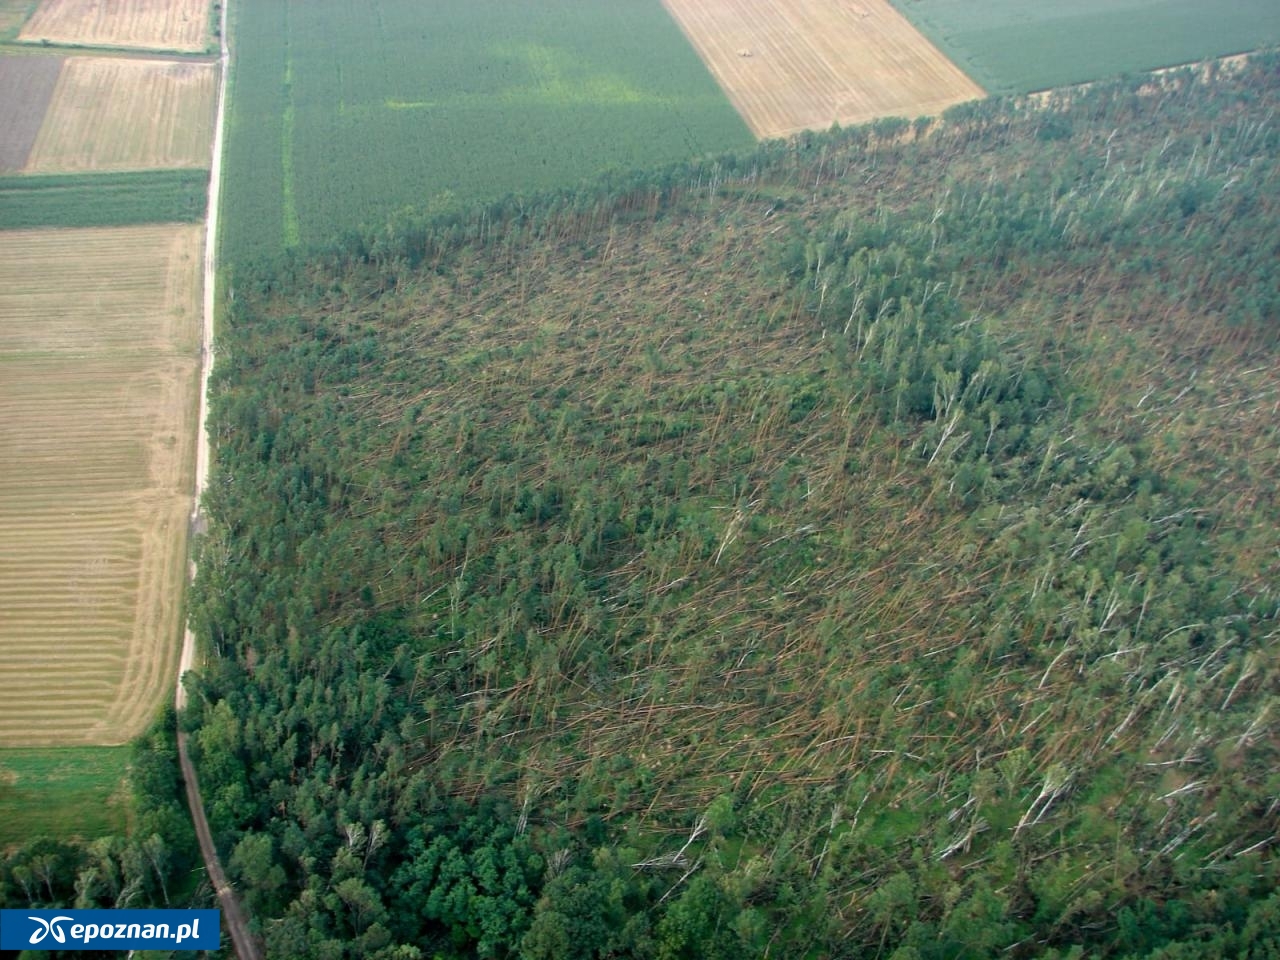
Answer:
[{"xmin": 7, "ymin": 56, "xmax": 1280, "ymax": 958}]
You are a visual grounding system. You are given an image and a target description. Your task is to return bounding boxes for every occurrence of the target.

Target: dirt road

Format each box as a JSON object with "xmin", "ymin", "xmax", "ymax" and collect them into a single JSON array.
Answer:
[
  {"xmin": 178, "ymin": 732, "xmax": 262, "ymax": 960},
  {"xmin": 175, "ymin": 0, "xmax": 224, "ymax": 715},
  {"xmin": 174, "ymin": 5, "xmax": 260, "ymax": 959}
]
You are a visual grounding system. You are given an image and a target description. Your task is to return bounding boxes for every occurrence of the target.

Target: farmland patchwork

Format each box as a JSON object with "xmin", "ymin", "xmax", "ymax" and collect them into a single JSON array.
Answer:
[
  {"xmin": 0, "ymin": 0, "xmax": 212, "ymax": 835},
  {"xmin": 26, "ymin": 57, "xmax": 217, "ymax": 173}
]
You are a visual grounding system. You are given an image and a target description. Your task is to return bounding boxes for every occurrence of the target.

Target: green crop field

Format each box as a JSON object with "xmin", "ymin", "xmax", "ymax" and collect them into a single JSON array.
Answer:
[
  {"xmin": 0, "ymin": 0, "xmax": 36, "ymax": 41},
  {"xmin": 0, "ymin": 747, "xmax": 130, "ymax": 846},
  {"xmin": 220, "ymin": 0, "xmax": 753, "ymax": 267},
  {"xmin": 0, "ymin": 170, "xmax": 207, "ymax": 229},
  {"xmin": 891, "ymin": 0, "xmax": 1280, "ymax": 93}
]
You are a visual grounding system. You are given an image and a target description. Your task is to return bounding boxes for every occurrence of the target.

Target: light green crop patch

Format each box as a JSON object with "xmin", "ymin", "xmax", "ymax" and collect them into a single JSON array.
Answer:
[
  {"xmin": 0, "ymin": 0, "xmax": 37, "ymax": 41},
  {"xmin": 492, "ymin": 41, "xmax": 671, "ymax": 107},
  {"xmin": 0, "ymin": 746, "xmax": 130, "ymax": 846}
]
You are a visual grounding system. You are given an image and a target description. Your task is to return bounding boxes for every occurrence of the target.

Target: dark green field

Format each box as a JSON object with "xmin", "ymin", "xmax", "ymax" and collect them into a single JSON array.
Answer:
[
  {"xmin": 892, "ymin": 0, "xmax": 1280, "ymax": 93},
  {"xmin": 0, "ymin": 169, "xmax": 208, "ymax": 229},
  {"xmin": 220, "ymin": 0, "xmax": 752, "ymax": 267},
  {"xmin": 0, "ymin": 747, "xmax": 129, "ymax": 847}
]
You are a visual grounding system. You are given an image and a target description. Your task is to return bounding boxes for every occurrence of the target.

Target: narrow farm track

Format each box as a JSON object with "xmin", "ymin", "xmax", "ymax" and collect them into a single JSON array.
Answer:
[
  {"xmin": 175, "ymin": 4, "xmax": 261, "ymax": 958},
  {"xmin": 179, "ymin": 733, "xmax": 262, "ymax": 960},
  {"xmin": 175, "ymin": 0, "xmax": 225, "ymax": 716}
]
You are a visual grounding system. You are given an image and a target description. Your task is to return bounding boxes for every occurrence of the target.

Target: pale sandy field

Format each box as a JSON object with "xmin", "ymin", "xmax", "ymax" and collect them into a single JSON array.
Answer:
[
  {"xmin": 0, "ymin": 225, "xmax": 201, "ymax": 745},
  {"xmin": 660, "ymin": 0, "xmax": 984, "ymax": 138}
]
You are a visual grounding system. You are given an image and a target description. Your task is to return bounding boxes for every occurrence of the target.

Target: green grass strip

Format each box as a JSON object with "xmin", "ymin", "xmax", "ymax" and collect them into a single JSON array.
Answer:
[
  {"xmin": 0, "ymin": 168, "xmax": 208, "ymax": 229},
  {"xmin": 0, "ymin": 746, "xmax": 130, "ymax": 847}
]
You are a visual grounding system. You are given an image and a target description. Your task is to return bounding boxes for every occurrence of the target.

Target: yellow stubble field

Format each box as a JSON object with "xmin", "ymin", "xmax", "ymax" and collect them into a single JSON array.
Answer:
[
  {"xmin": 25, "ymin": 57, "xmax": 217, "ymax": 173},
  {"xmin": 660, "ymin": 0, "xmax": 984, "ymax": 139},
  {"xmin": 19, "ymin": 0, "xmax": 210, "ymax": 53},
  {"xmin": 0, "ymin": 225, "xmax": 201, "ymax": 746}
]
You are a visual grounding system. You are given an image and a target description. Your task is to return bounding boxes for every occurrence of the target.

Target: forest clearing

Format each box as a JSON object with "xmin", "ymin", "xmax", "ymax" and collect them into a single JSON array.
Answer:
[
  {"xmin": 18, "ymin": 0, "xmax": 211, "ymax": 52},
  {"xmin": 660, "ymin": 0, "xmax": 983, "ymax": 137},
  {"xmin": 23, "ymin": 57, "xmax": 217, "ymax": 173},
  {"xmin": 0, "ymin": 224, "xmax": 201, "ymax": 747}
]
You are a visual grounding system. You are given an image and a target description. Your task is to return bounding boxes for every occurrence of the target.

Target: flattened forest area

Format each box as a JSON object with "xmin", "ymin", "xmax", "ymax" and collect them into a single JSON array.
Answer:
[{"xmin": 172, "ymin": 59, "xmax": 1280, "ymax": 958}]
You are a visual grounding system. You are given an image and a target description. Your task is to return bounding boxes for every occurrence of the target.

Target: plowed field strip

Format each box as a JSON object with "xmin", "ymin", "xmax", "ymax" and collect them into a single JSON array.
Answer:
[{"xmin": 659, "ymin": 0, "xmax": 984, "ymax": 138}]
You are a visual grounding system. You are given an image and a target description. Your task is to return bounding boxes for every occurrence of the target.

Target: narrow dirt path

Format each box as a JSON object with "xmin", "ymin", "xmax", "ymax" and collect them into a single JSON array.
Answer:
[
  {"xmin": 174, "ymin": 0, "xmax": 223, "ymax": 713},
  {"xmin": 178, "ymin": 732, "xmax": 263, "ymax": 960},
  {"xmin": 174, "ymin": 6, "xmax": 261, "ymax": 959}
]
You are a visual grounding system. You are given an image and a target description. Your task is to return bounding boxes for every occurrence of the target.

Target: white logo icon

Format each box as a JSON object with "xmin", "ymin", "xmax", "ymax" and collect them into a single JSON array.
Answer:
[{"xmin": 28, "ymin": 916, "xmax": 73, "ymax": 945}]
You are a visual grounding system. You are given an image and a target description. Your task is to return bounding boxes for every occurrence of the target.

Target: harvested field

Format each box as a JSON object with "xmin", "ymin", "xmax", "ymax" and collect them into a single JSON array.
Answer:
[
  {"xmin": 26, "ymin": 57, "xmax": 216, "ymax": 172},
  {"xmin": 0, "ymin": 54, "xmax": 62, "ymax": 172},
  {"xmin": 19, "ymin": 0, "xmax": 209, "ymax": 52},
  {"xmin": 0, "ymin": 224, "xmax": 201, "ymax": 746},
  {"xmin": 660, "ymin": 0, "xmax": 984, "ymax": 138}
]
